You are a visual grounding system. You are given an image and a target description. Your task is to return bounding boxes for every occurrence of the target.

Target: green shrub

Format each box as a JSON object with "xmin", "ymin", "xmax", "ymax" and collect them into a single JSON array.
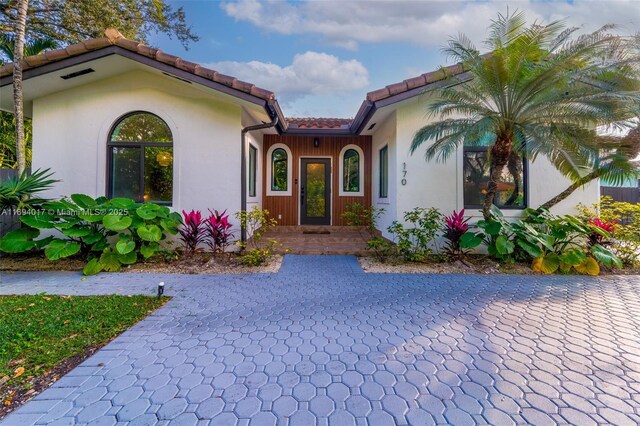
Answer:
[
  {"xmin": 470, "ymin": 206, "xmax": 621, "ymax": 274},
  {"xmin": 578, "ymin": 196, "xmax": 640, "ymax": 266},
  {"xmin": 0, "ymin": 194, "xmax": 181, "ymax": 275},
  {"xmin": 236, "ymin": 206, "xmax": 278, "ymax": 265},
  {"xmin": 342, "ymin": 203, "xmax": 391, "ymax": 262},
  {"xmin": 387, "ymin": 207, "xmax": 441, "ymax": 262}
]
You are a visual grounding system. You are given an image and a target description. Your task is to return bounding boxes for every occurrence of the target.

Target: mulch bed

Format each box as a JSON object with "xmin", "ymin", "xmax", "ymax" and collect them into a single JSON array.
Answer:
[
  {"xmin": 0, "ymin": 252, "xmax": 282, "ymax": 274},
  {"xmin": 359, "ymin": 255, "xmax": 640, "ymax": 275}
]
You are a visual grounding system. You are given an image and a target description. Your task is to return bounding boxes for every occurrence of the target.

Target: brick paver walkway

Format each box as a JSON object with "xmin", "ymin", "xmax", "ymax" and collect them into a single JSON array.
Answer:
[{"xmin": 1, "ymin": 255, "xmax": 640, "ymax": 425}]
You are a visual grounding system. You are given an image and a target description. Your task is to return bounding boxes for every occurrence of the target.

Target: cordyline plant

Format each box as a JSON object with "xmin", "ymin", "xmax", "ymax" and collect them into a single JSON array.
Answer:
[
  {"xmin": 410, "ymin": 11, "xmax": 640, "ymax": 220},
  {"xmin": 204, "ymin": 209, "xmax": 234, "ymax": 253},
  {"xmin": 587, "ymin": 217, "xmax": 617, "ymax": 248},
  {"xmin": 178, "ymin": 210, "xmax": 205, "ymax": 255},
  {"xmin": 442, "ymin": 209, "xmax": 481, "ymax": 257}
]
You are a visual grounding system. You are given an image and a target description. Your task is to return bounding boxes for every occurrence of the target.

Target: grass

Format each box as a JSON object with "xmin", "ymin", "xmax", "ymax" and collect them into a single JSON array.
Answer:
[{"xmin": 0, "ymin": 294, "xmax": 168, "ymax": 412}]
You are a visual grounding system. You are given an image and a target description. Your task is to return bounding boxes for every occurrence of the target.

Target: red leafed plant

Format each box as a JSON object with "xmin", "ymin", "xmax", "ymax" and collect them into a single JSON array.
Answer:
[
  {"xmin": 178, "ymin": 210, "xmax": 205, "ymax": 255},
  {"xmin": 443, "ymin": 209, "xmax": 472, "ymax": 256},
  {"xmin": 588, "ymin": 217, "xmax": 617, "ymax": 247},
  {"xmin": 205, "ymin": 209, "xmax": 234, "ymax": 253}
]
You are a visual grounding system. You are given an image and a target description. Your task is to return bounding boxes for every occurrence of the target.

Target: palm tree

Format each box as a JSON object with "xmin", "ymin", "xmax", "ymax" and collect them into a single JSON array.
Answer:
[
  {"xmin": 410, "ymin": 11, "xmax": 640, "ymax": 219},
  {"xmin": 0, "ymin": 33, "xmax": 57, "ymax": 61},
  {"xmin": 540, "ymin": 123, "xmax": 639, "ymax": 208}
]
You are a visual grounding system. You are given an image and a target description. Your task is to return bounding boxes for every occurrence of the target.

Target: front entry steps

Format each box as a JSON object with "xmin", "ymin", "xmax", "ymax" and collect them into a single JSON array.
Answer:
[{"xmin": 258, "ymin": 226, "xmax": 373, "ymax": 255}]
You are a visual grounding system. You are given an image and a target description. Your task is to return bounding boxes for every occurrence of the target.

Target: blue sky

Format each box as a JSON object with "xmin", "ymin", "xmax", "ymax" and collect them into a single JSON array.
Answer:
[{"xmin": 150, "ymin": 0, "xmax": 639, "ymax": 118}]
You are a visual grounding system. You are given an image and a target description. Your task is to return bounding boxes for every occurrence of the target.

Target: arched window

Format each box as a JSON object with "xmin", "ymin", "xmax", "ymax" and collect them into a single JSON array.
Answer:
[
  {"xmin": 271, "ymin": 148, "xmax": 288, "ymax": 191},
  {"xmin": 107, "ymin": 112, "xmax": 173, "ymax": 204},
  {"xmin": 343, "ymin": 149, "xmax": 360, "ymax": 193},
  {"xmin": 339, "ymin": 145, "xmax": 364, "ymax": 196}
]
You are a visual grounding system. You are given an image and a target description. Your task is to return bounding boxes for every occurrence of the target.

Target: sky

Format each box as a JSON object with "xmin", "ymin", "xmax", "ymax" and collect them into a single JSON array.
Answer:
[{"xmin": 150, "ymin": 0, "xmax": 639, "ymax": 119}]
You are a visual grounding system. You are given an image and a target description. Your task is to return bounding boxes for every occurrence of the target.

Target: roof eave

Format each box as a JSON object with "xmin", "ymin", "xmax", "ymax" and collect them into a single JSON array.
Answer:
[
  {"xmin": 0, "ymin": 45, "xmax": 277, "ymax": 111},
  {"xmin": 350, "ymin": 71, "xmax": 473, "ymax": 134}
]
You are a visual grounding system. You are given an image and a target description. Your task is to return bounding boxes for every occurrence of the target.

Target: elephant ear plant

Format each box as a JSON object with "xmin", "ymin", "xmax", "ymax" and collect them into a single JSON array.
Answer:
[
  {"xmin": 0, "ymin": 194, "xmax": 182, "ymax": 275},
  {"xmin": 467, "ymin": 207, "xmax": 622, "ymax": 275}
]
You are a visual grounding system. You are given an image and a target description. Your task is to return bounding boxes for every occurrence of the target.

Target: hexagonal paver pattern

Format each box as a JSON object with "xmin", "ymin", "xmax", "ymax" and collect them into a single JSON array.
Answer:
[{"xmin": 3, "ymin": 255, "xmax": 640, "ymax": 425}]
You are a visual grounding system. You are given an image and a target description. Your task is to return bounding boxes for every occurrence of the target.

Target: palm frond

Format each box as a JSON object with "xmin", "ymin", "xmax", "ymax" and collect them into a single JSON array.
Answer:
[{"xmin": 0, "ymin": 169, "xmax": 58, "ymax": 211}]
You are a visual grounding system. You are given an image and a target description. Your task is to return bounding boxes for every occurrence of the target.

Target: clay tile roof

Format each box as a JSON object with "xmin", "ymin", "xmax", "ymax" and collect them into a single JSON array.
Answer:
[
  {"xmin": 0, "ymin": 28, "xmax": 276, "ymax": 102},
  {"xmin": 366, "ymin": 63, "xmax": 467, "ymax": 103},
  {"xmin": 287, "ymin": 117, "xmax": 353, "ymax": 129}
]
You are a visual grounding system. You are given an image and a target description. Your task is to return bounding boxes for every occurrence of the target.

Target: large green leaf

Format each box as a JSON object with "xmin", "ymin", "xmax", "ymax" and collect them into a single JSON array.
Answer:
[
  {"xmin": 118, "ymin": 251, "xmax": 137, "ymax": 265},
  {"xmin": 460, "ymin": 232, "xmax": 482, "ymax": 249},
  {"xmin": 107, "ymin": 198, "xmax": 136, "ymax": 209},
  {"xmin": 83, "ymin": 258, "xmax": 103, "ymax": 276},
  {"xmin": 78, "ymin": 211, "xmax": 105, "ymax": 223},
  {"xmin": 116, "ymin": 239, "xmax": 135, "ymax": 255},
  {"xmin": 137, "ymin": 224, "xmax": 162, "ymax": 242},
  {"xmin": 516, "ymin": 239, "xmax": 542, "ymax": 258},
  {"xmin": 477, "ymin": 220, "xmax": 502, "ymax": 236},
  {"xmin": 44, "ymin": 239, "xmax": 81, "ymax": 260},
  {"xmin": 495, "ymin": 235, "xmax": 514, "ymax": 255},
  {"xmin": 136, "ymin": 204, "xmax": 160, "ymax": 220},
  {"xmin": 160, "ymin": 218, "xmax": 179, "ymax": 234},
  {"xmin": 591, "ymin": 244, "xmax": 622, "ymax": 268},
  {"xmin": 103, "ymin": 214, "xmax": 133, "ymax": 231},
  {"xmin": 559, "ymin": 248, "xmax": 586, "ymax": 266},
  {"xmin": 83, "ymin": 232, "xmax": 105, "ymax": 244},
  {"xmin": 140, "ymin": 242, "xmax": 159, "ymax": 258},
  {"xmin": 61, "ymin": 226, "xmax": 92, "ymax": 238},
  {"xmin": 99, "ymin": 249, "xmax": 122, "ymax": 272},
  {"xmin": 20, "ymin": 212, "xmax": 56, "ymax": 229},
  {"xmin": 0, "ymin": 227, "xmax": 39, "ymax": 253},
  {"xmin": 70, "ymin": 193, "xmax": 96, "ymax": 209}
]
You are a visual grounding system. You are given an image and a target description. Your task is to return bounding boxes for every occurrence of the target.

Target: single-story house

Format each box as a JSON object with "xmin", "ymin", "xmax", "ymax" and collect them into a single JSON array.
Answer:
[{"xmin": 0, "ymin": 29, "xmax": 599, "ymax": 240}]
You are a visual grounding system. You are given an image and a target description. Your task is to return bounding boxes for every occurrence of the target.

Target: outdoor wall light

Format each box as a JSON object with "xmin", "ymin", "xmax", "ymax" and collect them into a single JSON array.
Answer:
[
  {"xmin": 314, "ymin": 138, "xmax": 320, "ymax": 148},
  {"xmin": 156, "ymin": 151, "xmax": 172, "ymax": 167}
]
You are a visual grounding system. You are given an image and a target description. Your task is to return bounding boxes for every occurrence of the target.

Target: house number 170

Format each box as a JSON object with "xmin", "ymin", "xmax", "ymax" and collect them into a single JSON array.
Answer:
[{"xmin": 401, "ymin": 162, "xmax": 407, "ymax": 186}]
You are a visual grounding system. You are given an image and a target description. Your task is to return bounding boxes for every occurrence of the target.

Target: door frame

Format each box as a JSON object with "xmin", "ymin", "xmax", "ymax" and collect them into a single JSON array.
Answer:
[{"xmin": 298, "ymin": 156, "xmax": 333, "ymax": 225}]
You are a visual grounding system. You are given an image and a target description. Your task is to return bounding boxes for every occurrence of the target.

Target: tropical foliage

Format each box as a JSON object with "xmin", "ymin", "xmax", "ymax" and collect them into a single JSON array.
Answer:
[
  {"xmin": 579, "ymin": 196, "xmax": 640, "ymax": 266},
  {"xmin": 410, "ymin": 11, "xmax": 640, "ymax": 219},
  {"xmin": 466, "ymin": 206, "xmax": 622, "ymax": 275},
  {"xmin": 0, "ymin": 195, "xmax": 182, "ymax": 275},
  {"xmin": 176, "ymin": 208, "xmax": 234, "ymax": 255},
  {"xmin": 442, "ymin": 209, "xmax": 482, "ymax": 258},
  {"xmin": 178, "ymin": 210, "xmax": 205, "ymax": 256},
  {"xmin": 236, "ymin": 206, "xmax": 278, "ymax": 266},
  {"xmin": 0, "ymin": 168, "xmax": 56, "ymax": 211},
  {"xmin": 387, "ymin": 207, "xmax": 442, "ymax": 261}
]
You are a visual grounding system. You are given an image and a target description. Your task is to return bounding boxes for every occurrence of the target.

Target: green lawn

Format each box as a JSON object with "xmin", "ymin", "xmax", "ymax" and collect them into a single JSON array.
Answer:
[{"xmin": 0, "ymin": 294, "xmax": 168, "ymax": 410}]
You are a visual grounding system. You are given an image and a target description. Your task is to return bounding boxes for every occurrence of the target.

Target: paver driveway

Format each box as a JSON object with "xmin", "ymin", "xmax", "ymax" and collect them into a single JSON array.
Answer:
[{"xmin": 1, "ymin": 255, "xmax": 640, "ymax": 425}]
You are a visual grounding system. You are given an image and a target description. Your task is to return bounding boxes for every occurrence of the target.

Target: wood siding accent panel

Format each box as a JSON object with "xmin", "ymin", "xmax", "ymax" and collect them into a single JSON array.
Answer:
[{"xmin": 263, "ymin": 135, "xmax": 372, "ymax": 226}]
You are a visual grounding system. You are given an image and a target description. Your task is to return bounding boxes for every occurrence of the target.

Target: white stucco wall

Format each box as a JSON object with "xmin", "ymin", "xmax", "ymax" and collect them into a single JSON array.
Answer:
[
  {"xmin": 371, "ymin": 111, "xmax": 397, "ymax": 237},
  {"xmin": 31, "ymin": 69, "xmax": 246, "ymax": 225},
  {"xmin": 377, "ymin": 95, "xmax": 600, "ymax": 234}
]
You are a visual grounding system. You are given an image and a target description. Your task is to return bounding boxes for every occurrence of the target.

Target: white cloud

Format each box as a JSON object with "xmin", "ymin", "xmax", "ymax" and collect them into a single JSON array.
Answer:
[
  {"xmin": 220, "ymin": 0, "xmax": 639, "ymax": 50},
  {"xmin": 206, "ymin": 51, "xmax": 369, "ymax": 103}
]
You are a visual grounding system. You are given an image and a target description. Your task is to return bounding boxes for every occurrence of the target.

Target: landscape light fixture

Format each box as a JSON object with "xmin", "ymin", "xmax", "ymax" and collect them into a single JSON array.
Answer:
[{"xmin": 158, "ymin": 282, "xmax": 165, "ymax": 298}]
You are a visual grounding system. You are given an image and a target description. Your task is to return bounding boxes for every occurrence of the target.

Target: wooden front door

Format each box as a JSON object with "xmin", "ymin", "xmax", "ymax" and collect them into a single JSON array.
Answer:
[{"xmin": 300, "ymin": 158, "xmax": 331, "ymax": 225}]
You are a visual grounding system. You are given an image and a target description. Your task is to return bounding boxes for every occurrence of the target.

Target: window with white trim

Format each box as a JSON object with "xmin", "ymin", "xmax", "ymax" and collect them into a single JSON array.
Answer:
[
  {"xmin": 266, "ymin": 144, "xmax": 292, "ymax": 196},
  {"xmin": 339, "ymin": 145, "xmax": 364, "ymax": 196}
]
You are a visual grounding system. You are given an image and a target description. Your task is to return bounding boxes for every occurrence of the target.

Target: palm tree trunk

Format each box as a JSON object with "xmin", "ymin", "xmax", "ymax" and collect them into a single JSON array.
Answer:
[
  {"xmin": 13, "ymin": 0, "xmax": 29, "ymax": 176},
  {"xmin": 539, "ymin": 170, "xmax": 600, "ymax": 210},
  {"xmin": 482, "ymin": 139, "xmax": 511, "ymax": 220}
]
